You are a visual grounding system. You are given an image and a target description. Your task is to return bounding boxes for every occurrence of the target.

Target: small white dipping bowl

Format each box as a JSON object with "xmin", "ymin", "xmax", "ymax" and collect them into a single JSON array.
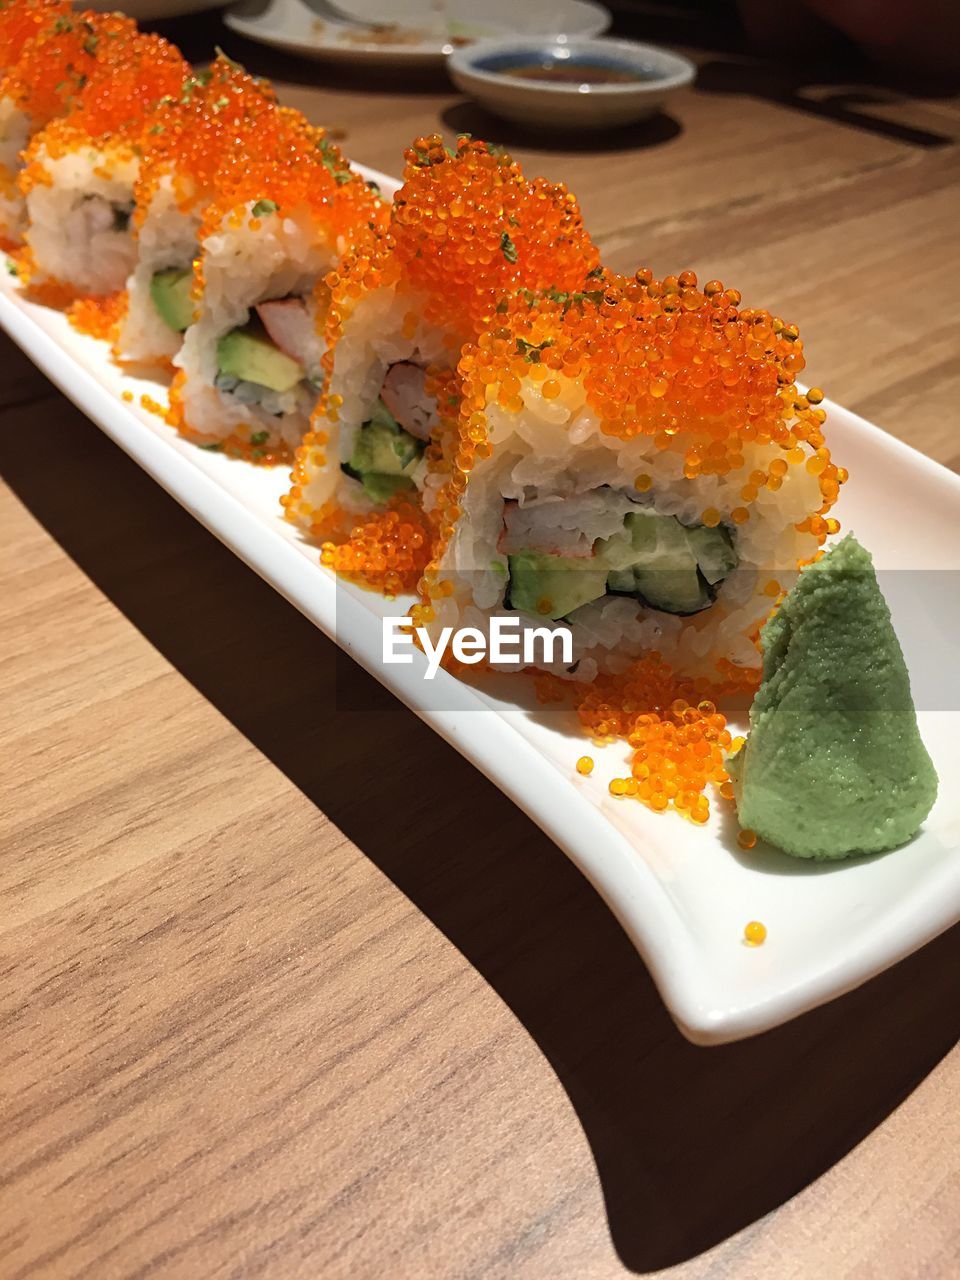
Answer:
[{"xmin": 448, "ymin": 36, "xmax": 696, "ymax": 130}]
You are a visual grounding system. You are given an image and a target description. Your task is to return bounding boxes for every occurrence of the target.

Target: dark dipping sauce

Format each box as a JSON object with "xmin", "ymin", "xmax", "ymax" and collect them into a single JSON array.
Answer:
[{"xmin": 494, "ymin": 61, "xmax": 644, "ymax": 85}]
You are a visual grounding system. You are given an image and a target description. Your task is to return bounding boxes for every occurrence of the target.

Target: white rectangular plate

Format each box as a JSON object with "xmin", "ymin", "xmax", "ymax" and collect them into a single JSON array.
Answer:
[{"xmin": 2, "ymin": 164, "xmax": 958, "ymax": 1044}]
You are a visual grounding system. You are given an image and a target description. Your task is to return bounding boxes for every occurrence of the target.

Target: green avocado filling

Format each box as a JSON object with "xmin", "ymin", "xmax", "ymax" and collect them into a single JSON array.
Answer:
[
  {"xmin": 341, "ymin": 398, "xmax": 424, "ymax": 503},
  {"xmin": 216, "ymin": 321, "xmax": 305, "ymax": 393},
  {"xmin": 150, "ymin": 268, "xmax": 194, "ymax": 332},
  {"xmin": 729, "ymin": 534, "xmax": 937, "ymax": 859},
  {"xmin": 505, "ymin": 510, "xmax": 738, "ymax": 621}
]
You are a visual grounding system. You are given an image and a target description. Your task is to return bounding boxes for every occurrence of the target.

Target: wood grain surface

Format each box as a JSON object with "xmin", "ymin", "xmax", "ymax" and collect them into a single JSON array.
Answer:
[{"xmin": 1, "ymin": 8, "xmax": 958, "ymax": 1278}]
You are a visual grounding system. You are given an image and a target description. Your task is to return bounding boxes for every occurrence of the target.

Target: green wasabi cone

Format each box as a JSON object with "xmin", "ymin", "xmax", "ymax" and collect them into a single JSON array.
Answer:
[{"xmin": 729, "ymin": 534, "xmax": 937, "ymax": 859}]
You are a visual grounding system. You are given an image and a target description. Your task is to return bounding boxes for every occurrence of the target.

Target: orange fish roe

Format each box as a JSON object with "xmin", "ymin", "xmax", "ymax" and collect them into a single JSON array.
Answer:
[
  {"xmin": 576, "ymin": 755, "xmax": 594, "ymax": 776},
  {"xmin": 311, "ymin": 499, "xmax": 433, "ymax": 596},
  {"xmin": 195, "ymin": 105, "xmax": 381, "ymax": 256},
  {"xmin": 744, "ymin": 920, "xmax": 767, "ymax": 945},
  {"xmin": 536, "ymin": 653, "xmax": 757, "ymax": 821},
  {"xmin": 68, "ymin": 288, "xmax": 126, "ymax": 340},
  {"xmin": 6, "ymin": 245, "xmax": 77, "ymax": 304},
  {"xmin": 133, "ymin": 54, "xmax": 279, "ymax": 228},
  {"xmin": 326, "ymin": 134, "xmax": 599, "ymax": 350},
  {"xmin": 6, "ymin": 14, "xmax": 179, "ymax": 146},
  {"xmin": 0, "ymin": 0, "xmax": 70, "ymax": 72},
  {"xmin": 139, "ymin": 392, "xmax": 167, "ymax": 419}
]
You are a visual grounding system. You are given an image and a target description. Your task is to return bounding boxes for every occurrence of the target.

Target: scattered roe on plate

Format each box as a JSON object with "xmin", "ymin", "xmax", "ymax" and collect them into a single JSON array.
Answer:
[
  {"xmin": 744, "ymin": 920, "xmax": 767, "ymax": 945},
  {"xmin": 313, "ymin": 500, "xmax": 434, "ymax": 597},
  {"xmin": 538, "ymin": 653, "xmax": 758, "ymax": 823},
  {"xmin": 288, "ymin": 134, "xmax": 599, "ymax": 585},
  {"xmin": 67, "ymin": 288, "xmax": 126, "ymax": 341}
]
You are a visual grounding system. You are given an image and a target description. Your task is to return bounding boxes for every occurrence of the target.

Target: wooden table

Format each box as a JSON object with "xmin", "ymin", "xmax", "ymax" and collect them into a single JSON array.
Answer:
[{"xmin": 1, "ymin": 10, "xmax": 958, "ymax": 1277}]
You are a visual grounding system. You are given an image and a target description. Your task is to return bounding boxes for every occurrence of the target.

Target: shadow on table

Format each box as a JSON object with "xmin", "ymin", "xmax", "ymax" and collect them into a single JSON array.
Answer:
[
  {"xmin": 440, "ymin": 101, "xmax": 683, "ymax": 155},
  {"xmin": 695, "ymin": 58, "xmax": 957, "ymax": 149},
  {"xmin": 2, "ymin": 397, "xmax": 957, "ymax": 1273}
]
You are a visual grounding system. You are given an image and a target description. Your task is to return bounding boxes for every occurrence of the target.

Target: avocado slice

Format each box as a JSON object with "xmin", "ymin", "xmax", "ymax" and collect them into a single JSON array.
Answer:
[
  {"xmin": 150, "ymin": 268, "xmax": 194, "ymax": 332},
  {"xmin": 216, "ymin": 322, "xmax": 304, "ymax": 393},
  {"xmin": 340, "ymin": 406, "xmax": 425, "ymax": 503},
  {"xmin": 349, "ymin": 413, "xmax": 422, "ymax": 477},
  {"xmin": 599, "ymin": 511, "xmax": 736, "ymax": 615},
  {"xmin": 506, "ymin": 551, "xmax": 609, "ymax": 620},
  {"xmin": 729, "ymin": 534, "xmax": 938, "ymax": 859}
]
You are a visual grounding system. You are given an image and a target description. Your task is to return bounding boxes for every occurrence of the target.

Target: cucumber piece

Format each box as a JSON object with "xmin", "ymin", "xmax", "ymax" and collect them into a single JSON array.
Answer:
[
  {"xmin": 616, "ymin": 564, "xmax": 712, "ymax": 614},
  {"xmin": 506, "ymin": 552, "xmax": 609, "ymax": 620},
  {"xmin": 687, "ymin": 523, "xmax": 737, "ymax": 585},
  {"xmin": 217, "ymin": 323, "xmax": 304, "ymax": 393},
  {"xmin": 150, "ymin": 268, "xmax": 194, "ymax": 332},
  {"xmin": 599, "ymin": 511, "xmax": 738, "ymax": 615}
]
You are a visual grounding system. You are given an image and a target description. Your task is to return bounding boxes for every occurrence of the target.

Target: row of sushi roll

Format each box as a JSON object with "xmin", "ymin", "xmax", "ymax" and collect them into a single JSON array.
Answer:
[{"xmin": 0, "ymin": 1, "xmax": 937, "ymax": 858}]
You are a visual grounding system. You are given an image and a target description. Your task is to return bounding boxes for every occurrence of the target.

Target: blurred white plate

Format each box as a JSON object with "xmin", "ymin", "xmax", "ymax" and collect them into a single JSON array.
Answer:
[
  {"xmin": 83, "ymin": 0, "xmax": 225, "ymax": 18},
  {"xmin": 1, "ymin": 162, "xmax": 958, "ymax": 1046},
  {"xmin": 224, "ymin": 0, "xmax": 611, "ymax": 68}
]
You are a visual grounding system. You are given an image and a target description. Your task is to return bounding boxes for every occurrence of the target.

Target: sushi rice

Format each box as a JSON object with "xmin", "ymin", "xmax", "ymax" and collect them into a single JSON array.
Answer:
[
  {"xmin": 23, "ymin": 139, "xmax": 139, "ymax": 294},
  {"xmin": 119, "ymin": 166, "xmax": 200, "ymax": 362}
]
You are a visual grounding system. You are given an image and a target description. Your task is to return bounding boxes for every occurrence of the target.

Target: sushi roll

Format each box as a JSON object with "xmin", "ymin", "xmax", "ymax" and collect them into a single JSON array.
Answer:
[
  {"xmin": 167, "ymin": 108, "xmax": 383, "ymax": 459},
  {"xmin": 0, "ymin": 2, "xmax": 100, "ymax": 250},
  {"xmin": 17, "ymin": 18, "xmax": 188, "ymax": 299},
  {"xmin": 283, "ymin": 134, "xmax": 599, "ymax": 549},
  {"xmin": 413, "ymin": 271, "xmax": 846, "ymax": 683},
  {"xmin": 117, "ymin": 54, "xmax": 278, "ymax": 366}
]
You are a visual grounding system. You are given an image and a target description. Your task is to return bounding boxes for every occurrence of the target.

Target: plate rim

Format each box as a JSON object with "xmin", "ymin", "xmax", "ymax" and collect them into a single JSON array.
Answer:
[{"xmin": 223, "ymin": 0, "xmax": 612, "ymax": 65}]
